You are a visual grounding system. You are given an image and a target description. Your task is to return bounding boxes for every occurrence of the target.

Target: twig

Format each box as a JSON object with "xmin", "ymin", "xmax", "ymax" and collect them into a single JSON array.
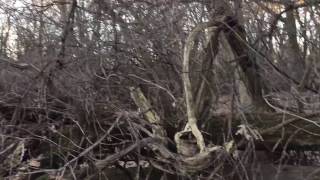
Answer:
[
  {"xmin": 0, "ymin": 57, "xmax": 32, "ymax": 70},
  {"xmin": 264, "ymin": 98, "xmax": 320, "ymax": 128},
  {"xmin": 61, "ymin": 114, "xmax": 121, "ymax": 169}
]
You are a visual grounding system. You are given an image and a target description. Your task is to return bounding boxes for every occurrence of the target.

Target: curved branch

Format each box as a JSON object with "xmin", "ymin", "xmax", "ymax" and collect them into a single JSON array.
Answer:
[{"xmin": 182, "ymin": 21, "xmax": 220, "ymax": 152}]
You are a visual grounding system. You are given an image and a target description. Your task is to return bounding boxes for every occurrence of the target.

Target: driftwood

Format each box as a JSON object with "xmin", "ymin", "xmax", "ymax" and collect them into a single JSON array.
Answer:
[{"xmin": 129, "ymin": 87, "xmax": 167, "ymax": 140}]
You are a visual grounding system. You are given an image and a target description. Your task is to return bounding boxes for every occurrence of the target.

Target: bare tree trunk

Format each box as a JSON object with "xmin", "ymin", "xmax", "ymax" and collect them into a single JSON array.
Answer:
[
  {"xmin": 283, "ymin": 3, "xmax": 305, "ymax": 82},
  {"xmin": 223, "ymin": 16, "xmax": 271, "ymax": 111},
  {"xmin": 282, "ymin": 1, "xmax": 307, "ymax": 112}
]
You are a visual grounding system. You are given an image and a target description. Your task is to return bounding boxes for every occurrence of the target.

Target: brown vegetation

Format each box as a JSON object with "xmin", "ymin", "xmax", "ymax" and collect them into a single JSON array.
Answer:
[{"xmin": 1, "ymin": 0, "xmax": 320, "ymax": 179}]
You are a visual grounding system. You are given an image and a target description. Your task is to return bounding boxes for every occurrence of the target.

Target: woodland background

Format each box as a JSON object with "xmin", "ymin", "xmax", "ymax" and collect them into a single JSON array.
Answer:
[{"xmin": 1, "ymin": 0, "xmax": 320, "ymax": 179}]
